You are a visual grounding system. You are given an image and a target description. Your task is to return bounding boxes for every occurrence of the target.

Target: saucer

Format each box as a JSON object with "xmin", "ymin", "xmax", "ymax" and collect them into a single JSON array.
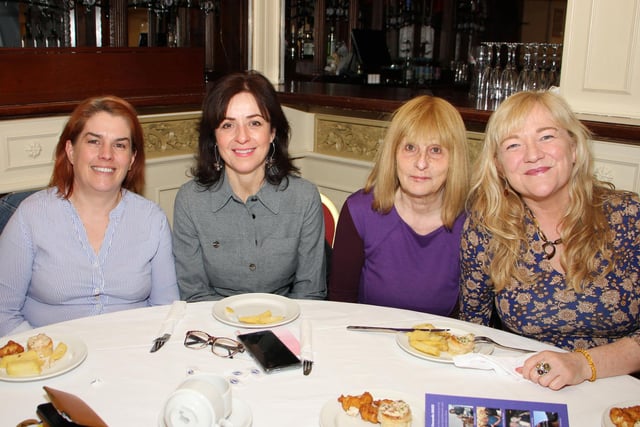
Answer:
[
  {"xmin": 159, "ymin": 397, "xmax": 252, "ymax": 427},
  {"xmin": 225, "ymin": 398, "xmax": 252, "ymax": 427}
]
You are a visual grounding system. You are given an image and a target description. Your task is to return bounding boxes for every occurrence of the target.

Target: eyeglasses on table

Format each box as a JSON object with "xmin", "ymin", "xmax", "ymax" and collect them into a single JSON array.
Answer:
[{"xmin": 184, "ymin": 330, "xmax": 245, "ymax": 358}]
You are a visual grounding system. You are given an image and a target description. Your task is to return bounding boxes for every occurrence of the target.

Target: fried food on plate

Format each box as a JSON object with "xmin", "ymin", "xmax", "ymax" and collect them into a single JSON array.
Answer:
[
  {"xmin": 237, "ymin": 309, "xmax": 285, "ymax": 325},
  {"xmin": 0, "ymin": 349, "xmax": 41, "ymax": 369},
  {"xmin": 610, "ymin": 405, "xmax": 640, "ymax": 427},
  {"xmin": 6, "ymin": 359, "xmax": 43, "ymax": 377},
  {"xmin": 407, "ymin": 323, "xmax": 475, "ymax": 357},
  {"xmin": 0, "ymin": 333, "xmax": 68, "ymax": 377},
  {"xmin": 338, "ymin": 392, "xmax": 412, "ymax": 425},
  {"xmin": 0, "ymin": 340, "xmax": 24, "ymax": 357}
]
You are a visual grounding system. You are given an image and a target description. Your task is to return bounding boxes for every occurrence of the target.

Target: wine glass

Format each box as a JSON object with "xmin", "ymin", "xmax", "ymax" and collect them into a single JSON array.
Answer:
[
  {"xmin": 477, "ymin": 42, "xmax": 494, "ymax": 100},
  {"xmin": 516, "ymin": 44, "xmax": 532, "ymax": 92},
  {"xmin": 527, "ymin": 43, "xmax": 541, "ymax": 91},
  {"xmin": 537, "ymin": 44, "xmax": 550, "ymax": 90},
  {"xmin": 500, "ymin": 43, "xmax": 518, "ymax": 99},
  {"xmin": 488, "ymin": 42, "xmax": 502, "ymax": 103},
  {"xmin": 547, "ymin": 44, "xmax": 562, "ymax": 88},
  {"xmin": 469, "ymin": 44, "xmax": 488, "ymax": 98}
]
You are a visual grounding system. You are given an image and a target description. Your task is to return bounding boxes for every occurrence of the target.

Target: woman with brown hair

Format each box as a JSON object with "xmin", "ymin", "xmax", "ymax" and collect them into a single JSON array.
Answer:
[
  {"xmin": 173, "ymin": 71, "xmax": 326, "ymax": 301},
  {"xmin": 0, "ymin": 96, "xmax": 178, "ymax": 337}
]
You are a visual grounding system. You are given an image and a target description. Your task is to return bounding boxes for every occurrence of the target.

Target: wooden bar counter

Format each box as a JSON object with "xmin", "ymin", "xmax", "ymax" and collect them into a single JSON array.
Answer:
[{"xmin": 276, "ymin": 81, "xmax": 639, "ymax": 146}]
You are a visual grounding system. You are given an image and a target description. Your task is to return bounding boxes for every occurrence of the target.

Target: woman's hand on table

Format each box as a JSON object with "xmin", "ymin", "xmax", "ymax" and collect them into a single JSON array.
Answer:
[{"xmin": 517, "ymin": 350, "xmax": 592, "ymax": 390}]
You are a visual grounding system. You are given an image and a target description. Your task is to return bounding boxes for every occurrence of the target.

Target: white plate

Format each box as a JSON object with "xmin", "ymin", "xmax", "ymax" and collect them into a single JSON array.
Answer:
[
  {"xmin": 159, "ymin": 397, "xmax": 252, "ymax": 427},
  {"xmin": 212, "ymin": 293, "xmax": 300, "ymax": 328},
  {"xmin": 395, "ymin": 323, "xmax": 494, "ymax": 363},
  {"xmin": 320, "ymin": 389, "xmax": 424, "ymax": 427},
  {"xmin": 601, "ymin": 400, "xmax": 640, "ymax": 427},
  {"xmin": 0, "ymin": 334, "xmax": 88, "ymax": 382}
]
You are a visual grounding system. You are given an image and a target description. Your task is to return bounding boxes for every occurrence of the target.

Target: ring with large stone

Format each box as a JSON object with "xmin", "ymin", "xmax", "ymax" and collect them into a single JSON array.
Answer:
[{"xmin": 535, "ymin": 361, "xmax": 551, "ymax": 376}]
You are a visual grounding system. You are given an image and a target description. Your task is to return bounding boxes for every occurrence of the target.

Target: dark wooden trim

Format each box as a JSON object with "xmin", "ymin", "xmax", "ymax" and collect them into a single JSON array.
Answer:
[
  {"xmin": 0, "ymin": 47, "xmax": 205, "ymax": 118},
  {"xmin": 277, "ymin": 81, "xmax": 639, "ymax": 146}
]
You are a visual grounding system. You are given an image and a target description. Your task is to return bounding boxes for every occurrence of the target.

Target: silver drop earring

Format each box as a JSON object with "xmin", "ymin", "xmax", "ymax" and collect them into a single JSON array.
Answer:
[
  {"xmin": 213, "ymin": 144, "xmax": 223, "ymax": 172},
  {"xmin": 265, "ymin": 141, "xmax": 279, "ymax": 175}
]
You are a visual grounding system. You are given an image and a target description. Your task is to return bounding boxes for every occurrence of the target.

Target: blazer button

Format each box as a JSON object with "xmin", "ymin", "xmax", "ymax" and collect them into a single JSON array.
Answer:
[
  {"xmin": 249, "ymin": 263, "xmax": 256, "ymax": 271},
  {"xmin": 212, "ymin": 241, "xmax": 220, "ymax": 248}
]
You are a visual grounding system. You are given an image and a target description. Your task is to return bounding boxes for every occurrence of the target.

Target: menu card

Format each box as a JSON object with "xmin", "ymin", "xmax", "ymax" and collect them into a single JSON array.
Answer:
[{"xmin": 425, "ymin": 393, "xmax": 569, "ymax": 426}]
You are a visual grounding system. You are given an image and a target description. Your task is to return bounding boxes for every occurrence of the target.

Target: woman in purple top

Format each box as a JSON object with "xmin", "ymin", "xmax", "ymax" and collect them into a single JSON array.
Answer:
[{"xmin": 328, "ymin": 95, "xmax": 470, "ymax": 316}]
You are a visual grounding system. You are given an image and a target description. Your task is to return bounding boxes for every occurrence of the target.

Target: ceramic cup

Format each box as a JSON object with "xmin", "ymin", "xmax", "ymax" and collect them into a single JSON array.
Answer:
[{"xmin": 164, "ymin": 374, "xmax": 232, "ymax": 427}]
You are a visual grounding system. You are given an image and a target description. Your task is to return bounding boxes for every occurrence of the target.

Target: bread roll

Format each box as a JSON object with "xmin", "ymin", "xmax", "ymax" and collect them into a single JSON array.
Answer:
[
  {"xmin": 378, "ymin": 400, "xmax": 412, "ymax": 427},
  {"xmin": 27, "ymin": 333, "xmax": 53, "ymax": 359},
  {"xmin": 447, "ymin": 333, "xmax": 475, "ymax": 355}
]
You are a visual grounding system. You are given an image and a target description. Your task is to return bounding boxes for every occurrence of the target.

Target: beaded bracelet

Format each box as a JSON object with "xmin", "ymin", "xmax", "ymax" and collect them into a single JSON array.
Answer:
[{"xmin": 574, "ymin": 348, "xmax": 597, "ymax": 382}]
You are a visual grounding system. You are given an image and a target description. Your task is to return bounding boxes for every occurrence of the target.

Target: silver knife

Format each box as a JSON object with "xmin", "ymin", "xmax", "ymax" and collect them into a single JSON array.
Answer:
[
  {"xmin": 150, "ymin": 301, "xmax": 187, "ymax": 353},
  {"xmin": 347, "ymin": 325, "xmax": 450, "ymax": 333}
]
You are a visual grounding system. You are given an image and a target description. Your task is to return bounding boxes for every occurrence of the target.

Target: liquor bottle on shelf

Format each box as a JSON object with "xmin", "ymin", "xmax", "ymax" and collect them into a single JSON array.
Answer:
[
  {"xmin": 398, "ymin": 0, "xmax": 414, "ymax": 59},
  {"xmin": 289, "ymin": 23, "xmax": 298, "ymax": 60},
  {"xmin": 302, "ymin": 22, "xmax": 315, "ymax": 59},
  {"xmin": 325, "ymin": 26, "xmax": 336, "ymax": 71}
]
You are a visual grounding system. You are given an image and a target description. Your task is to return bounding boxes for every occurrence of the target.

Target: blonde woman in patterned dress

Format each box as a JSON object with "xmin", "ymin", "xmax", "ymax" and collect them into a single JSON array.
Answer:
[{"xmin": 460, "ymin": 91, "xmax": 640, "ymax": 389}]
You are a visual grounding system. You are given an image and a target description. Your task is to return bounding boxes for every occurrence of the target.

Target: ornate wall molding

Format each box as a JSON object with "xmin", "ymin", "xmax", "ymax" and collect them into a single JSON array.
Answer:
[
  {"xmin": 140, "ymin": 113, "xmax": 200, "ymax": 158},
  {"xmin": 315, "ymin": 114, "xmax": 388, "ymax": 162}
]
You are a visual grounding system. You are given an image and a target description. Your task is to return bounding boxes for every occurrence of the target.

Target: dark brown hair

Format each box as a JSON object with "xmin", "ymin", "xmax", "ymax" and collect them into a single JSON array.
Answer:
[{"xmin": 193, "ymin": 70, "xmax": 299, "ymax": 188}]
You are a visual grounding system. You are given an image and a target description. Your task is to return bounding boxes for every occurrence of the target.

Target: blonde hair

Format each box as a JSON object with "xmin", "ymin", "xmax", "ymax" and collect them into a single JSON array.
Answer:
[
  {"xmin": 468, "ymin": 91, "xmax": 614, "ymax": 292},
  {"xmin": 365, "ymin": 95, "xmax": 470, "ymax": 229}
]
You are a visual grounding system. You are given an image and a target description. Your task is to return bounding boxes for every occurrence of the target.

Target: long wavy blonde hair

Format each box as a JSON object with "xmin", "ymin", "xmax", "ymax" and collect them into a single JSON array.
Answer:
[
  {"xmin": 365, "ymin": 95, "xmax": 470, "ymax": 230},
  {"xmin": 467, "ymin": 91, "xmax": 614, "ymax": 292}
]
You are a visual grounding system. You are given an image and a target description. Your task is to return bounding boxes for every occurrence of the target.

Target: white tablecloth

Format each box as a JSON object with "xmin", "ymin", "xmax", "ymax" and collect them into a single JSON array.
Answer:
[{"xmin": 1, "ymin": 300, "xmax": 639, "ymax": 426}]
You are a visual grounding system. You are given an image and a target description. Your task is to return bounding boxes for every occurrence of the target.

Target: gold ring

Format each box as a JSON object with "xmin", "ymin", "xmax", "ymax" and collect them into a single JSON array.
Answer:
[{"xmin": 535, "ymin": 361, "xmax": 551, "ymax": 376}]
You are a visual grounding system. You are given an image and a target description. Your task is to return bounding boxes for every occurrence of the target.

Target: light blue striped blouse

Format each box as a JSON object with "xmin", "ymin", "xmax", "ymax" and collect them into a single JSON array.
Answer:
[{"xmin": 0, "ymin": 188, "xmax": 179, "ymax": 337}]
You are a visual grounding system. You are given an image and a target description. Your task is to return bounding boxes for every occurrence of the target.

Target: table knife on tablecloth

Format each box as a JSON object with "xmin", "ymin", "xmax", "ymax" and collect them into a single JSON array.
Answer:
[
  {"xmin": 150, "ymin": 300, "xmax": 187, "ymax": 353},
  {"xmin": 346, "ymin": 326, "xmax": 450, "ymax": 333}
]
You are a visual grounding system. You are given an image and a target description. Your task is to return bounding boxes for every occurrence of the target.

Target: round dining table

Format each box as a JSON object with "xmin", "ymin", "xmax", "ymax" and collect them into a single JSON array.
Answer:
[{"xmin": 2, "ymin": 299, "xmax": 639, "ymax": 426}]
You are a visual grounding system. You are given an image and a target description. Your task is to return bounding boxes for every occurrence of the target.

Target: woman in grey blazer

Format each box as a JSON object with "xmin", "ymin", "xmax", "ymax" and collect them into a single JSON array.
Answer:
[{"xmin": 173, "ymin": 71, "xmax": 327, "ymax": 302}]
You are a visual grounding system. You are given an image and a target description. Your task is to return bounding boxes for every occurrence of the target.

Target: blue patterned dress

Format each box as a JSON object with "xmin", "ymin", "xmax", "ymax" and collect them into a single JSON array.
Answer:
[{"xmin": 460, "ymin": 191, "xmax": 640, "ymax": 351}]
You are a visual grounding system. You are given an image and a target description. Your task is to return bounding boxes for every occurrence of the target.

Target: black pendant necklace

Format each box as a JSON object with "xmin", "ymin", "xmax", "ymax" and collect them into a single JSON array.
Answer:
[{"xmin": 528, "ymin": 209, "xmax": 562, "ymax": 260}]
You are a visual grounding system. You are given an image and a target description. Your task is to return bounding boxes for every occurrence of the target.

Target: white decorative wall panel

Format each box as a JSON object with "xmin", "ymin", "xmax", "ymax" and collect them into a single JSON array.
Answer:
[{"xmin": 561, "ymin": 0, "xmax": 640, "ymax": 119}]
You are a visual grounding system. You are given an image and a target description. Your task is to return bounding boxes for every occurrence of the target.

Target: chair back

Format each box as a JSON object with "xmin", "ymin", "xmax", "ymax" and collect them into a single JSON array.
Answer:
[
  {"xmin": 0, "ymin": 190, "xmax": 38, "ymax": 235},
  {"xmin": 320, "ymin": 193, "xmax": 339, "ymax": 247}
]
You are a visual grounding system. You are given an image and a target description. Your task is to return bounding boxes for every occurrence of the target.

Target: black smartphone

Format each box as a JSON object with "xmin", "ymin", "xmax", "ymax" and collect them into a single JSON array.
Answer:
[
  {"xmin": 37, "ymin": 402, "xmax": 82, "ymax": 426},
  {"xmin": 237, "ymin": 330, "xmax": 301, "ymax": 373}
]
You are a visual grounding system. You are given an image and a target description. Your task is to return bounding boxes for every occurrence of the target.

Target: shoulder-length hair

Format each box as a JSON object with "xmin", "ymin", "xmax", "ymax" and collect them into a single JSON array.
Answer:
[
  {"xmin": 193, "ymin": 70, "xmax": 299, "ymax": 188},
  {"xmin": 364, "ymin": 95, "xmax": 470, "ymax": 230},
  {"xmin": 468, "ymin": 90, "xmax": 614, "ymax": 292},
  {"xmin": 49, "ymin": 95, "xmax": 145, "ymax": 198}
]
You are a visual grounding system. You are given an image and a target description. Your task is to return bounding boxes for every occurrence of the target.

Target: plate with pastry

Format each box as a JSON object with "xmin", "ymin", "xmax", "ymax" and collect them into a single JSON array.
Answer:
[
  {"xmin": 320, "ymin": 389, "xmax": 424, "ymax": 427},
  {"xmin": 212, "ymin": 293, "xmax": 300, "ymax": 328},
  {"xmin": 395, "ymin": 322, "xmax": 493, "ymax": 363},
  {"xmin": 601, "ymin": 400, "xmax": 640, "ymax": 427},
  {"xmin": 0, "ymin": 333, "xmax": 88, "ymax": 382}
]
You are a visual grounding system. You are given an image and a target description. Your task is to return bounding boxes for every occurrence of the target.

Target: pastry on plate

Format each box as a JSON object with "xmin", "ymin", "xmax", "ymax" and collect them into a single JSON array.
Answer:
[
  {"xmin": 27, "ymin": 333, "xmax": 54, "ymax": 359},
  {"xmin": 609, "ymin": 404, "xmax": 640, "ymax": 427},
  {"xmin": 378, "ymin": 399, "xmax": 412, "ymax": 427}
]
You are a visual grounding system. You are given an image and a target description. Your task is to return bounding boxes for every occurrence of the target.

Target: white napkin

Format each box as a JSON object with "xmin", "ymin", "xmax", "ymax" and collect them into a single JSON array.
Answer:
[
  {"xmin": 158, "ymin": 300, "xmax": 187, "ymax": 336},
  {"xmin": 300, "ymin": 318, "xmax": 313, "ymax": 361},
  {"xmin": 452, "ymin": 353, "xmax": 531, "ymax": 380}
]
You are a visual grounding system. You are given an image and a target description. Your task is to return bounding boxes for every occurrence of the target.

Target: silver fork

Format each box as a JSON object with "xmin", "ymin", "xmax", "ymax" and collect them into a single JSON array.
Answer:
[
  {"xmin": 300, "ymin": 318, "xmax": 313, "ymax": 375},
  {"xmin": 302, "ymin": 359, "xmax": 313, "ymax": 376},
  {"xmin": 150, "ymin": 333, "xmax": 171, "ymax": 352},
  {"xmin": 474, "ymin": 336, "xmax": 535, "ymax": 353}
]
